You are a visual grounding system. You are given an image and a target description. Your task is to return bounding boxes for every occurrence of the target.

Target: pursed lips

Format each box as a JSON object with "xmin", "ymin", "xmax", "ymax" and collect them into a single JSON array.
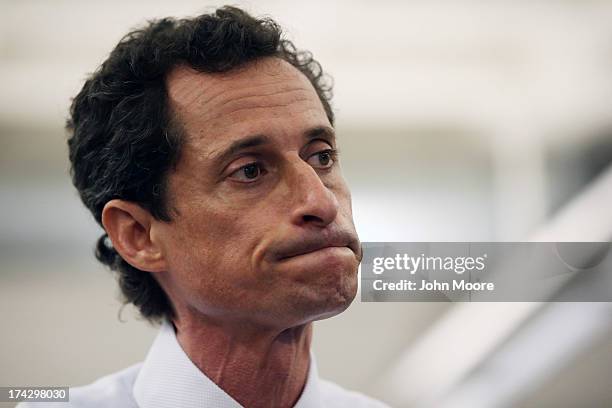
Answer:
[{"xmin": 273, "ymin": 229, "xmax": 360, "ymax": 261}]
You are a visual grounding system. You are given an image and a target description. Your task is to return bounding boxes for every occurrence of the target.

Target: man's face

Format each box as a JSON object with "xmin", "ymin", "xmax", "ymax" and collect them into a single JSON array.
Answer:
[{"xmin": 154, "ymin": 58, "xmax": 360, "ymax": 329}]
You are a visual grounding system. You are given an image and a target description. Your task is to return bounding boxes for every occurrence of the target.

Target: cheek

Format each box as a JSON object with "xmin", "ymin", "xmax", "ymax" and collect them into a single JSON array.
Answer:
[
  {"xmin": 168, "ymin": 212, "xmax": 243, "ymax": 266},
  {"xmin": 159, "ymin": 213, "xmax": 259, "ymax": 313},
  {"xmin": 161, "ymin": 199, "xmax": 272, "ymax": 284}
]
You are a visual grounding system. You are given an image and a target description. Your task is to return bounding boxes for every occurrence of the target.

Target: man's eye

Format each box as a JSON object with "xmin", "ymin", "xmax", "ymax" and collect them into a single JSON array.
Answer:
[
  {"xmin": 307, "ymin": 149, "xmax": 337, "ymax": 169},
  {"xmin": 229, "ymin": 163, "xmax": 265, "ymax": 182}
]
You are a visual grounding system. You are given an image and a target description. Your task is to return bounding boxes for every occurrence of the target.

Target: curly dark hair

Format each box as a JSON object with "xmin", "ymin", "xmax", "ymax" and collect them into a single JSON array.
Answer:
[{"xmin": 67, "ymin": 6, "xmax": 334, "ymax": 323}]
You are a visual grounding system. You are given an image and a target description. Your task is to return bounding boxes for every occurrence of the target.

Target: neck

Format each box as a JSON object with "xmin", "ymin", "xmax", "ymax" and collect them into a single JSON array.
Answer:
[{"xmin": 173, "ymin": 314, "xmax": 312, "ymax": 408}]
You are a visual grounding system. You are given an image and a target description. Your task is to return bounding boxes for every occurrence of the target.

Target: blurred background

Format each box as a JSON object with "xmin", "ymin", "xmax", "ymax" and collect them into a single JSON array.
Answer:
[{"xmin": 1, "ymin": 0, "xmax": 612, "ymax": 407}]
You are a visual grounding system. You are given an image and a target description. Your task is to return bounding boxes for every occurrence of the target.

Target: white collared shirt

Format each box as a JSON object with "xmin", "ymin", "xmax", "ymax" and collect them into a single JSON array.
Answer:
[{"xmin": 18, "ymin": 321, "xmax": 389, "ymax": 407}]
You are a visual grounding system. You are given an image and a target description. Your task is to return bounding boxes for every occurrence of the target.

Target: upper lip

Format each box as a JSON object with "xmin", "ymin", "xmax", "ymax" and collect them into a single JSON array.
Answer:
[{"xmin": 272, "ymin": 228, "xmax": 360, "ymax": 261}]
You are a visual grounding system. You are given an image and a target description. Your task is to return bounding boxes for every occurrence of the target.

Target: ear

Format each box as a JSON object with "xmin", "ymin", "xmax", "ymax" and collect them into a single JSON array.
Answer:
[{"xmin": 101, "ymin": 199, "xmax": 168, "ymax": 273}]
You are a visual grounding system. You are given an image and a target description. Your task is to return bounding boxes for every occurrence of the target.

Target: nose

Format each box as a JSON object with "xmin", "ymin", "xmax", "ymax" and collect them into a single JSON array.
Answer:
[{"xmin": 288, "ymin": 161, "xmax": 339, "ymax": 228}]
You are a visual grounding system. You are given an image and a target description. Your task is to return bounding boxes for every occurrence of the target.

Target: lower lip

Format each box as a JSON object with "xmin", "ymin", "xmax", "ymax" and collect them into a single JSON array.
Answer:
[{"xmin": 280, "ymin": 246, "xmax": 354, "ymax": 263}]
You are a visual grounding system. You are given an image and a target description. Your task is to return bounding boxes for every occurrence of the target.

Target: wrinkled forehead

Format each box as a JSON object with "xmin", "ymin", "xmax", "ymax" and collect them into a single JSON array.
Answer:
[
  {"xmin": 165, "ymin": 57, "xmax": 316, "ymax": 120},
  {"xmin": 164, "ymin": 57, "xmax": 328, "ymax": 154}
]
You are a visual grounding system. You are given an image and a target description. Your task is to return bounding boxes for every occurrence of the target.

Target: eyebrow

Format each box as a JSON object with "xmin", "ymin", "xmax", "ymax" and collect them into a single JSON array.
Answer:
[
  {"xmin": 212, "ymin": 126, "xmax": 336, "ymax": 166},
  {"xmin": 214, "ymin": 134, "xmax": 270, "ymax": 163},
  {"xmin": 305, "ymin": 126, "xmax": 336, "ymax": 145}
]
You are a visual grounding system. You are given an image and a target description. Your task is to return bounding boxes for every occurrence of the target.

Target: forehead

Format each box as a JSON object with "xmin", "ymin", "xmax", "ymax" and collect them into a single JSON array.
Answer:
[{"xmin": 165, "ymin": 58, "xmax": 328, "ymax": 149}]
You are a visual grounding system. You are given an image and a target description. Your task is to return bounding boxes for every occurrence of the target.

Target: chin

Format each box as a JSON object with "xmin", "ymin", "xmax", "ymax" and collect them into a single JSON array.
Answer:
[{"xmin": 289, "ymin": 268, "xmax": 358, "ymax": 325}]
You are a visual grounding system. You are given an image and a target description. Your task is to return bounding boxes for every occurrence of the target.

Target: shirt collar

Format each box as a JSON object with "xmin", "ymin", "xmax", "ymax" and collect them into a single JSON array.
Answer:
[{"xmin": 133, "ymin": 320, "xmax": 323, "ymax": 408}]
